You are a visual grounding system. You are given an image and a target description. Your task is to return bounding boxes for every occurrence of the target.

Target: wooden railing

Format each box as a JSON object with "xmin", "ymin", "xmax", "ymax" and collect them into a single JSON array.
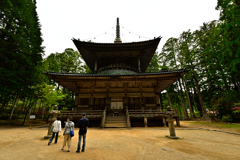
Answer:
[
  {"xmin": 128, "ymin": 109, "xmax": 178, "ymax": 117},
  {"xmin": 126, "ymin": 109, "xmax": 131, "ymax": 128},
  {"xmin": 100, "ymin": 108, "xmax": 107, "ymax": 128},
  {"xmin": 60, "ymin": 110, "xmax": 104, "ymax": 118}
]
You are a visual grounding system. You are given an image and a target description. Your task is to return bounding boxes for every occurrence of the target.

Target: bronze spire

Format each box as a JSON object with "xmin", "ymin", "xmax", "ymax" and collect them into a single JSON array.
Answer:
[{"xmin": 114, "ymin": 18, "xmax": 122, "ymax": 43}]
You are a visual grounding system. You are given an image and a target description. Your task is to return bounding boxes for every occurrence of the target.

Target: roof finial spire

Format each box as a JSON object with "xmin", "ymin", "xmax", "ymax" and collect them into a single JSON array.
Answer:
[{"xmin": 114, "ymin": 17, "xmax": 122, "ymax": 43}]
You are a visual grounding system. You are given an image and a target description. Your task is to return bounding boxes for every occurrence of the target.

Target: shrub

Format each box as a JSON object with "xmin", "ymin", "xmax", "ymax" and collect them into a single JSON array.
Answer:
[
  {"xmin": 222, "ymin": 114, "xmax": 233, "ymax": 123},
  {"xmin": 232, "ymin": 110, "xmax": 240, "ymax": 121},
  {"xmin": 11, "ymin": 114, "xmax": 19, "ymax": 120},
  {"xmin": 0, "ymin": 114, "xmax": 9, "ymax": 120},
  {"xmin": 18, "ymin": 115, "xmax": 25, "ymax": 119},
  {"xmin": 193, "ymin": 111, "xmax": 200, "ymax": 118}
]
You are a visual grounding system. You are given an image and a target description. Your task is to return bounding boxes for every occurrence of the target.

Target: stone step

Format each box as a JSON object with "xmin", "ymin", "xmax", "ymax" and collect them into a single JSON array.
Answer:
[
  {"xmin": 105, "ymin": 119, "xmax": 126, "ymax": 121},
  {"xmin": 106, "ymin": 117, "xmax": 126, "ymax": 119},
  {"xmin": 104, "ymin": 124, "xmax": 127, "ymax": 128},
  {"xmin": 104, "ymin": 116, "xmax": 127, "ymax": 128},
  {"xmin": 105, "ymin": 122, "xmax": 126, "ymax": 125},
  {"xmin": 105, "ymin": 120, "xmax": 126, "ymax": 122}
]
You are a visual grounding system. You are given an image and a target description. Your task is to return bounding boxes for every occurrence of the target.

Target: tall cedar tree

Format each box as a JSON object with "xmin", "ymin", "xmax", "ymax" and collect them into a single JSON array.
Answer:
[{"xmin": 0, "ymin": 1, "xmax": 44, "ymax": 106}]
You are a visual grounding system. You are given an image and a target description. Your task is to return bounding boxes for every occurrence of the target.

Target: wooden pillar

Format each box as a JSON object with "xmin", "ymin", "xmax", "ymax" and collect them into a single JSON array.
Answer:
[
  {"xmin": 90, "ymin": 95, "xmax": 93, "ymax": 110},
  {"xmin": 144, "ymin": 117, "xmax": 148, "ymax": 127},
  {"xmin": 90, "ymin": 95, "xmax": 93, "ymax": 105},
  {"xmin": 162, "ymin": 116, "xmax": 167, "ymax": 127},
  {"xmin": 156, "ymin": 95, "xmax": 161, "ymax": 110},
  {"xmin": 139, "ymin": 84, "xmax": 143, "ymax": 110},
  {"xmin": 75, "ymin": 96, "xmax": 79, "ymax": 105},
  {"xmin": 140, "ymin": 96, "xmax": 144, "ymax": 111},
  {"xmin": 94, "ymin": 59, "xmax": 98, "ymax": 73},
  {"xmin": 138, "ymin": 56, "xmax": 141, "ymax": 72}
]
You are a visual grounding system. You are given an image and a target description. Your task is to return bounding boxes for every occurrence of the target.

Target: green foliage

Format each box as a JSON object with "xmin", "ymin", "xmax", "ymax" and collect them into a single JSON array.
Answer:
[
  {"xmin": 188, "ymin": 121, "xmax": 240, "ymax": 131},
  {"xmin": 40, "ymin": 84, "xmax": 66, "ymax": 110},
  {"xmin": 216, "ymin": 0, "xmax": 240, "ymax": 75},
  {"xmin": 61, "ymin": 107, "xmax": 69, "ymax": 111},
  {"xmin": 0, "ymin": 114, "xmax": 10, "ymax": 120},
  {"xmin": 222, "ymin": 114, "xmax": 233, "ymax": 122},
  {"xmin": 193, "ymin": 111, "xmax": 200, "ymax": 118},
  {"xmin": 158, "ymin": 1, "xmax": 240, "ymax": 118},
  {"xmin": 0, "ymin": 0, "xmax": 44, "ymax": 112},
  {"xmin": 0, "ymin": 113, "xmax": 22, "ymax": 120},
  {"xmin": 43, "ymin": 48, "xmax": 83, "ymax": 73},
  {"xmin": 146, "ymin": 52, "xmax": 160, "ymax": 72},
  {"xmin": 208, "ymin": 113, "xmax": 217, "ymax": 119},
  {"xmin": 232, "ymin": 110, "xmax": 240, "ymax": 121}
]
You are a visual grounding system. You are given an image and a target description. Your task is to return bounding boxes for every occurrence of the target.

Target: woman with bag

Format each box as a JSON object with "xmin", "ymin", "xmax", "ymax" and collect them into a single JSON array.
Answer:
[
  {"xmin": 48, "ymin": 116, "xmax": 61, "ymax": 145},
  {"xmin": 62, "ymin": 117, "xmax": 74, "ymax": 152}
]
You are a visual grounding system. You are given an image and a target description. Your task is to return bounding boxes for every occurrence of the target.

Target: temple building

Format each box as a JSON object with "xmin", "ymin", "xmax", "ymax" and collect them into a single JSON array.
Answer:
[{"xmin": 45, "ymin": 18, "xmax": 188, "ymax": 128}]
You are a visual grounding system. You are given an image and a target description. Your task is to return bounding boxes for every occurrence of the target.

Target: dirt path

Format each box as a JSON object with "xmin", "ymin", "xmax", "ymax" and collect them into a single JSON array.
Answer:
[{"xmin": 0, "ymin": 122, "xmax": 240, "ymax": 160}]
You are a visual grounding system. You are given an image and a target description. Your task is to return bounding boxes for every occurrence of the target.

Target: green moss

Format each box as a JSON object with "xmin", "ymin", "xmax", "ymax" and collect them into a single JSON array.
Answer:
[{"xmin": 189, "ymin": 121, "xmax": 240, "ymax": 129}]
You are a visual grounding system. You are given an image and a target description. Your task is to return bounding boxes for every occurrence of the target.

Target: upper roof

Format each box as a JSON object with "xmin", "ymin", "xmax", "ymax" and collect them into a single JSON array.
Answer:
[{"xmin": 72, "ymin": 37, "xmax": 161, "ymax": 73}]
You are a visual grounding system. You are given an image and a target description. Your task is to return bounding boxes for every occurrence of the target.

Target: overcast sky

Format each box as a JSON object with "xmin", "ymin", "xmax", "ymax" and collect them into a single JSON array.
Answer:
[{"xmin": 36, "ymin": 0, "xmax": 220, "ymax": 58}]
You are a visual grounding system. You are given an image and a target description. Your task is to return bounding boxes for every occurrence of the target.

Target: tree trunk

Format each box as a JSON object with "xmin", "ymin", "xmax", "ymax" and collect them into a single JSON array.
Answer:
[
  {"xmin": 189, "ymin": 62, "xmax": 207, "ymax": 119},
  {"xmin": 9, "ymin": 95, "xmax": 19, "ymax": 120},
  {"xmin": 178, "ymin": 80, "xmax": 189, "ymax": 119},
  {"xmin": 41, "ymin": 105, "xmax": 45, "ymax": 120},
  {"xmin": 176, "ymin": 83, "xmax": 186, "ymax": 118},
  {"xmin": 190, "ymin": 88, "xmax": 199, "ymax": 118},
  {"xmin": 21, "ymin": 98, "xmax": 29, "ymax": 113},
  {"xmin": 21, "ymin": 98, "xmax": 36, "ymax": 126},
  {"xmin": 193, "ymin": 77, "xmax": 206, "ymax": 114},
  {"xmin": 183, "ymin": 78, "xmax": 193, "ymax": 119}
]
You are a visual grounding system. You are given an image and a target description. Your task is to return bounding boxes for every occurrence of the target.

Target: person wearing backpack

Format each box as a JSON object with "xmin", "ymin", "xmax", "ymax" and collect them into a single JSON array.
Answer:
[
  {"xmin": 62, "ymin": 117, "xmax": 74, "ymax": 152},
  {"xmin": 76, "ymin": 113, "xmax": 89, "ymax": 153},
  {"xmin": 48, "ymin": 116, "xmax": 61, "ymax": 145}
]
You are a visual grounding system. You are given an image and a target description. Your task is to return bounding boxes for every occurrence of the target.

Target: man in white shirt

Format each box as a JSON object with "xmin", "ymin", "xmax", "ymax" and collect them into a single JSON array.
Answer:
[{"xmin": 48, "ymin": 116, "xmax": 61, "ymax": 145}]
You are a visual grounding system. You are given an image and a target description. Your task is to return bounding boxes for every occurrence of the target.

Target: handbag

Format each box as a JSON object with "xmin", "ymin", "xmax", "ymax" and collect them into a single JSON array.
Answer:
[{"xmin": 68, "ymin": 122, "xmax": 74, "ymax": 137}]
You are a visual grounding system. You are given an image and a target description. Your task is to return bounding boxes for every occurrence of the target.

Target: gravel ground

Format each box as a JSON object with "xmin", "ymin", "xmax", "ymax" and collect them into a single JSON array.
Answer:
[{"xmin": 0, "ymin": 121, "xmax": 240, "ymax": 160}]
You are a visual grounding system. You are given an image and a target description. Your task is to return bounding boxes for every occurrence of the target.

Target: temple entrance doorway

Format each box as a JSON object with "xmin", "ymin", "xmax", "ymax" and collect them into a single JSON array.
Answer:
[
  {"xmin": 93, "ymin": 98, "xmax": 105, "ymax": 110},
  {"xmin": 110, "ymin": 98, "xmax": 124, "ymax": 116}
]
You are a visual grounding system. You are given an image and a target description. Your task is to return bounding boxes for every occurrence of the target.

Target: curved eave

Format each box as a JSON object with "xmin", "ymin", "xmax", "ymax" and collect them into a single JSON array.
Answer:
[
  {"xmin": 72, "ymin": 37, "xmax": 161, "ymax": 72},
  {"xmin": 45, "ymin": 69, "xmax": 188, "ymax": 78},
  {"xmin": 44, "ymin": 69, "xmax": 188, "ymax": 93}
]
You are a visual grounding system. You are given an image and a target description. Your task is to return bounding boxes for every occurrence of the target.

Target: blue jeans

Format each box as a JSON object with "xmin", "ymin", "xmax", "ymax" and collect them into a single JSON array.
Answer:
[
  {"xmin": 77, "ymin": 134, "xmax": 86, "ymax": 151},
  {"xmin": 49, "ymin": 132, "xmax": 59, "ymax": 143}
]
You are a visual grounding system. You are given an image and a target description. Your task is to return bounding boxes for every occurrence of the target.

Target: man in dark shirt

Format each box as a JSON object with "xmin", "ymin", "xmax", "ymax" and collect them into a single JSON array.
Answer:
[{"xmin": 76, "ymin": 113, "xmax": 89, "ymax": 153}]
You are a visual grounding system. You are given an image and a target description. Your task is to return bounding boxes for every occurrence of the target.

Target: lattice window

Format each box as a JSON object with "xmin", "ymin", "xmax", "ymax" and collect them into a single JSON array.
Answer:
[
  {"xmin": 79, "ymin": 98, "xmax": 89, "ymax": 105},
  {"xmin": 145, "ymin": 97, "xmax": 155, "ymax": 104}
]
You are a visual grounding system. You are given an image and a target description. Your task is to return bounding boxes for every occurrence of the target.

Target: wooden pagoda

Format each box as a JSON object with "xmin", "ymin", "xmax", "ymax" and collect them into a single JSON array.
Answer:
[{"xmin": 45, "ymin": 18, "xmax": 188, "ymax": 128}]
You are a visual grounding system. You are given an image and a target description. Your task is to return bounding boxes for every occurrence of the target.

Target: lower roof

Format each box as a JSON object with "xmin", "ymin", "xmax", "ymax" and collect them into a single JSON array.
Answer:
[
  {"xmin": 45, "ymin": 69, "xmax": 188, "ymax": 93},
  {"xmin": 46, "ymin": 69, "xmax": 188, "ymax": 77}
]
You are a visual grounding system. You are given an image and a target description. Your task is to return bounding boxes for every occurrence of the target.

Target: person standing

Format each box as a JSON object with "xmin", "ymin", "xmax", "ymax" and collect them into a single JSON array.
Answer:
[
  {"xmin": 48, "ymin": 116, "xmax": 61, "ymax": 145},
  {"xmin": 76, "ymin": 113, "xmax": 89, "ymax": 153},
  {"xmin": 62, "ymin": 117, "xmax": 74, "ymax": 152}
]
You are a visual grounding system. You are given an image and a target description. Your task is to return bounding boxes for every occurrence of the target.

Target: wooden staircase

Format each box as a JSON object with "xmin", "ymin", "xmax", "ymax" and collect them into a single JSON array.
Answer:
[{"xmin": 104, "ymin": 116, "xmax": 127, "ymax": 128}]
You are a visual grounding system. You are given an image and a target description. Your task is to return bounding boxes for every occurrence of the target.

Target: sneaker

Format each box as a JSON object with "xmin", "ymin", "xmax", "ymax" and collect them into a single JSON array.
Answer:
[
  {"xmin": 61, "ymin": 147, "xmax": 64, "ymax": 150},
  {"xmin": 81, "ymin": 149, "xmax": 84, "ymax": 152},
  {"xmin": 68, "ymin": 149, "xmax": 70, "ymax": 152},
  {"xmin": 48, "ymin": 142, "xmax": 50, "ymax": 146},
  {"xmin": 76, "ymin": 150, "xmax": 80, "ymax": 153}
]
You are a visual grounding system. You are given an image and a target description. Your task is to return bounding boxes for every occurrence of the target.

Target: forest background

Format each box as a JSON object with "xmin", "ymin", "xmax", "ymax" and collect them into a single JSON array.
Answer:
[{"xmin": 0, "ymin": 0, "xmax": 239, "ymax": 125}]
